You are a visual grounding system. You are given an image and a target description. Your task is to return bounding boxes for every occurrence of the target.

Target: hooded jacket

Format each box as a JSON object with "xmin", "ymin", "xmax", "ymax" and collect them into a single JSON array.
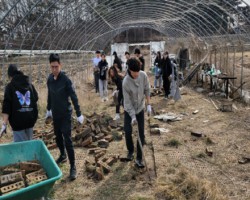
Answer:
[
  {"xmin": 123, "ymin": 70, "xmax": 150, "ymax": 119},
  {"xmin": 2, "ymin": 73, "xmax": 38, "ymax": 131}
]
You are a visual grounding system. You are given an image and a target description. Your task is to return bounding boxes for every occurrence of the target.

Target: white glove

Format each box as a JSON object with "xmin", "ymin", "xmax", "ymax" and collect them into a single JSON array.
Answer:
[
  {"xmin": 0, "ymin": 123, "xmax": 7, "ymax": 138},
  {"xmin": 131, "ymin": 118, "xmax": 137, "ymax": 126},
  {"xmin": 77, "ymin": 115, "xmax": 84, "ymax": 124},
  {"xmin": 45, "ymin": 110, "xmax": 52, "ymax": 118},
  {"xmin": 112, "ymin": 90, "xmax": 118, "ymax": 97},
  {"xmin": 147, "ymin": 105, "xmax": 152, "ymax": 116}
]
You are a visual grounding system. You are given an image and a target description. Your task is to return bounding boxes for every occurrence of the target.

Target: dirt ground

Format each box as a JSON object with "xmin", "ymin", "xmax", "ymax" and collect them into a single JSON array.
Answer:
[{"xmin": 1, "ymin": 53, "xmax": 250, "ymax": 200}]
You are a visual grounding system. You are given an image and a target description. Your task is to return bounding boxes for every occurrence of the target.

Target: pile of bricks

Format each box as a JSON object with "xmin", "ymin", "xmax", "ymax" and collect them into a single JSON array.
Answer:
[
  {"xmin": 0, "ymin": 161, "xmax": 47, "ymax": 196},
  {"xmin": 33, "ymin": 112, "xmax": 124, "ymax": 150},
  {"xmin": 85, "ymin": 148, "xmax": 119, "ymax": 180}
]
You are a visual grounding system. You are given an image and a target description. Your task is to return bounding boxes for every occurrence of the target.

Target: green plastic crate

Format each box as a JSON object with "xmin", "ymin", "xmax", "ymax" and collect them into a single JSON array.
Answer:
[{"xmin": 0, "ymin": 140, "xmax": 62, "ymax": 200}]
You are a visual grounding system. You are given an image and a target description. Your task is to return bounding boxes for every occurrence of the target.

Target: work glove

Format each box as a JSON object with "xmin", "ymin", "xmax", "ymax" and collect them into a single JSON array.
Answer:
[
  {"xmin": 131, "ymin": 118, "xmax": 137, "ymax": 126},
  {"xmin": 0, "ymin": 123, "xmax": 7, "ymax": 138},
  {"xmin": 77, "ymin": 115, "xmax": 84, "ymax": 124},
  {"xmin": 112, "ymin": 90, "xmax": 118, "ymax": 97},
  {"xmin": 147, "ymin": 105, "xmax": 152, "ymax": 116},
  {"xmin": 45, "ymin": 110, "xmax": 52, "ymax": 119}
]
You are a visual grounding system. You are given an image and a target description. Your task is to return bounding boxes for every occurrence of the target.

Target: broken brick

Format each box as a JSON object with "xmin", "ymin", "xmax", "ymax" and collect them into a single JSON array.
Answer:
[
  {"xmin": 205, "ymin": 148, "xmax": 213, "ymax": 157},
  {"xmin": 106, "ymin": 157, "xmax": 117, "ymax": 166},
  {"xmin": 98, "ymin": 139, "xmax": 109, "ymax": 148},
  {"xmin": 150, "ymin": 128, "xmax": 160, "ymax": 135},
  {"xmin": 95, "ymin": 167, "xmax": 104, "ymax": 180},
  {"xmin": 97, "ymin": 161, "xmax": 111, "ymax": 174},
  {"xmin": 191, "ymin": 131, "xmax": 202, "ymax": 137},
  {"xmin": 104, "ymin": 135, "xmax": 113, "ymax": 142},
  {"xmin": 81, "ymin": 137, "xmax": 93, "ymax": 147},
  {"xmin": 19, "ymin": 162, "xmax": 42, "ymax": 172}
]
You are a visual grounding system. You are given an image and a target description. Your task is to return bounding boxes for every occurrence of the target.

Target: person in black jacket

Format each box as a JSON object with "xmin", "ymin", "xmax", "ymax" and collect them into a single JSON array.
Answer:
[
  {"xmin": 108, "ymin": 66, "xmax": 124, "ymax": 120},
  {"xmin": 98, "ymin": 53, "xmax": 109, "ymax": 102},
  {"xmin": 113, "ymin": 51, "xmax": 122, "ymax": 72},
  {"xmin": 134, "ymin": 48, "xmax": 145, "ymax": 71},
  {"xmin": 45, "ymin": 53, "xmax": 84, "ymax": 180},
  {"xmin": 154, "ymin": 51, "xmax": 162, "ymax": 89},
  {"xmin": 0, "ymin": 64, "xmax": 38, "ymax": 142},
  {"xmin": 161, "ymin": 51, "xmax": 172, "ymax": 99}
]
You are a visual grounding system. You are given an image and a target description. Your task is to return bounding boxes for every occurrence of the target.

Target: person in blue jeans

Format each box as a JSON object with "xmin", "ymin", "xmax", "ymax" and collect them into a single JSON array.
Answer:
[
  {"xmin": 0, "ymin": 64, "xmax": 38, "ymax": 142},
  {"xmin": 123, "ymin": 58, "xmax": 151, "ymax": 168},
  {"xmin": 154, "ymin": 51, "xmax": 162, "ymax": 89}
]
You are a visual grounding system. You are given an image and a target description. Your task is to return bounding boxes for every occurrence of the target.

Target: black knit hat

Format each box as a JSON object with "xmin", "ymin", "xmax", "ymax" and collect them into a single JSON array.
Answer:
[
  {"xmin": 127, "ymin": 58, "xmax": 140, "ymax": 72},
  {"xmin": 113, "ymin": 51, "xmax": 117, "ymax": 56},
  {"xmin": 8, "ymin": 64, "xmax": 19, "ymax": 77}
]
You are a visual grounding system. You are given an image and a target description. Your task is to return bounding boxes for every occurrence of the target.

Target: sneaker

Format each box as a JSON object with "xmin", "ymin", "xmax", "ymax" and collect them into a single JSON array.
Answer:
[
  {"xmin": 164, "ymin": 96, "xmax": 168, "ymax": 100},
  {"xmin": 56, "ymin": 154, "xmax": 67, "ymax": 164},
  {"xmin": 113, "ymin": 114, "xmax": 120, "ymax": 120},
  {"xmin": 104, "ymin": 97, "xmax": 109, "ymax": 101},
  {"xmin": 69, "ymin": 165, "xmax": 77, "ymax": 180},
  {"xmin": 135, "ymin": 159, "xmax": 145, "ymax": 168},
  {"xmin": 101, "ymin": 98, "xmax": 105, "ymax": 102},
  {"xmin": 127, "ymin": 152, "xmax": 134, "ymax": 161}
]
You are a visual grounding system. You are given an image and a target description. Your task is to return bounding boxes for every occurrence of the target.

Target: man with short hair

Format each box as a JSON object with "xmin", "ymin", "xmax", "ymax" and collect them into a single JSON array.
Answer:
[
  {"xmin": 93, "ymin": 51, "xmax": 101, "ymax": 93},
  {"xmin": 46, "ymin": 53, "xmax": 84, "ymax": 180},
  {"xmin": 122, "ymin": 58, "xmax": 151, "ymax": 168},
  {"xmin": 134, "ymin": 48, "xmax": 145, "ymax": 71}
]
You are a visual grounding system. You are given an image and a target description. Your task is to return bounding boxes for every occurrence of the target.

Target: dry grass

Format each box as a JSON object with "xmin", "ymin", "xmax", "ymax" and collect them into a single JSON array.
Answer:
[
  {"xmin": 1, "ymin": 53, "xmax": 250, "ymax": 199},
  {"xmin": 155, "ymin": 168, "xmax": 226, "ymax": 200}
]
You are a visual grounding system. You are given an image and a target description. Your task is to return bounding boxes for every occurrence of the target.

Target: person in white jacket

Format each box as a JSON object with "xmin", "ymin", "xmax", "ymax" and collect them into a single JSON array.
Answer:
[{"xmin": 122, "ymin": 58, "xmax": 151, "ymax": 168}]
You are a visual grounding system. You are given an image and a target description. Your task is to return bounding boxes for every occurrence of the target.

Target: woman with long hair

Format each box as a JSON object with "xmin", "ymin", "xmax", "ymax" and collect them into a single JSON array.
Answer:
[{"xmin": 108, "ymin": 66, "xmax": 124, "ymax": 120}]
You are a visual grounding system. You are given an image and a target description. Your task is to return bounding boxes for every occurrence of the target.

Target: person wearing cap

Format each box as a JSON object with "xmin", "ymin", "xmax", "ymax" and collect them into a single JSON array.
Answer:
[
  {"xmin": 134, "ymin": 48, "xmax": 145, "ymax": 71},
  {"xmin": 113, "ymin": 51, "xmax": 122, "ymax": 72},
  {"xmin": 93, "ymin": 50, "xmax": 101, "ymax": 93},
  {"xmin": 122, "ymin": 58, "xmax": 151, "ymax": 168},
  {"xmin": 0, "ymin": 64, "xmax": 38, "ymax": 142},
  {"xmin": 45, "ymin": 53, "xmax": 84, "ymax": 180}
]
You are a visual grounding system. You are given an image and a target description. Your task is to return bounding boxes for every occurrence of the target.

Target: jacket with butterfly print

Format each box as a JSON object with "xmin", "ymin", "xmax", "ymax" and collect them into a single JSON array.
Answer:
[{"xmin": 2, "ymin": 72, "xmax": 38, "ymax": 131}]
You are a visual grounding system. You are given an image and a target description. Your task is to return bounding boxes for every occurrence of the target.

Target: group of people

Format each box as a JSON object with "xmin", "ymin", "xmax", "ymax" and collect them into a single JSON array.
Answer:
[
  {"xmin": 0, "ymin": 54, "xmax": 84, "ymax": 180},
  {"xmin": 153, "ymin": 51, "xmax": 179, "ymax": 100},
  {"xmin": 0, "ymin": 47, "xmax": 179, "ymax": 181}
]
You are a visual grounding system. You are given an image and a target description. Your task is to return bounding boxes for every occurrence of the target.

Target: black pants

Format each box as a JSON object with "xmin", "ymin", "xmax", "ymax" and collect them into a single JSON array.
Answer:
[
  {"xmin": 124, "ymin": 110, "xmax": 145, "ymax": 160},
  {"xmin": 116, "ymin": 90, "xmax": 123, "ymax": 113},
  {"xmin": 94, "ymin": 72, "xmax": 99, "ymax": 93},
  {"xmin": 53, "ymin": 115, "xmax": 75, "ymax": 166},
  {"xmin": 163, "ymin": 76, "xmax": 170, "ymax": 97}
]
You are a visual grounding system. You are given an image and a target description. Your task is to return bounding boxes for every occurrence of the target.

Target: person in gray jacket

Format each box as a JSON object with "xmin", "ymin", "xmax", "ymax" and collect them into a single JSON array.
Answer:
[{"xmin": 123, "ymin": 58, "xmax": 151, "ymax": 168}]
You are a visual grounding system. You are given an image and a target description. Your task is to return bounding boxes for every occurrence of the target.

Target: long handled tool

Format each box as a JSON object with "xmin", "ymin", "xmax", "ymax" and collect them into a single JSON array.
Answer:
[{"xmin": 134, "ymin": 123, "xmax": 152, "ymax": 182}]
